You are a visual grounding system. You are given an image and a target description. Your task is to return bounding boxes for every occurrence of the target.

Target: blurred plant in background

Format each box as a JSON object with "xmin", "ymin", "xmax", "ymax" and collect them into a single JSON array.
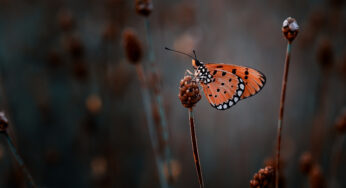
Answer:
[{"xmin": 0, "ymin": 0, "xmax": 344, "ymax": 187}]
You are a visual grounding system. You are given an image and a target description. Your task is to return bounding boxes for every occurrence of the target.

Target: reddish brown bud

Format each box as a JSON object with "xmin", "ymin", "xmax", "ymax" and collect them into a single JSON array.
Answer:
[
  {"xmin": 317, "ymin": 39, "xmax": 334, "ymax": 69},
  {"xmin": 335, "ymin": 110, "xmax": 346, "ymax": 133},
  {"xmin": 308, "ymin": 165, "xmax": 326, "ymax": 188},
  {"xmin": 122, "ymin": 29, "xmax": 143, "ymax": 64},
  {"xmin": 250, "ymin": 166, "xmax": 275, "ymax": 188},
  {"xmin": 102, "ymin": 22, "xmax": 117, "ymax": 41},
  {"xmin": 179, "ymin": 76, "xmax": 201, "ymax": 108},
  {"xmin": 58, "ymin": 9, "xmax": 75, "ymax": 32},
  {"xmin": 135, "ymin": 0, "xmax": 153, "ymax": 17},
  {"xmin": 282, "ymin": 17, "xmax": 299, "ymax": 42},
  {"xmin": 0, "ymin": 112, "xmax": 8, "ymax": 132},
  {"xmin": 66, "ymin": 36, "xmax": 84, "ymax": 59},
  {"xmin": 299, "ymin": 152, "xmax": 313, "ymax": 174}
]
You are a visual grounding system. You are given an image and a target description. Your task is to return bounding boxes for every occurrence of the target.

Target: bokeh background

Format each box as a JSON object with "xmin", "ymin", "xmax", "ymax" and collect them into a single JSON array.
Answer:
[{"xmin": 0, "ymin": 0, "xmax": 345, "ymax": 187}]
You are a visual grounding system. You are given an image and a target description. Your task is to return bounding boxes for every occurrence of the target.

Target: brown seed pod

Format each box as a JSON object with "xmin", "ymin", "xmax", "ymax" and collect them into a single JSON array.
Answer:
[
  {"xmin": 250, "ymin": 166, "xmax": 275, "ymax": 188},
  {"xmin": 335, "ymin": 110, "xmax": 346, "ymax": 133},
  {"xmin": 282, "ymin": 17, "xmax": 299, "ymax": 42},
  {"xmin": 102, "ymin": 22, "xmax": 117, "ymax": 41},
  {"xmin": 178, "ymin": 76, "xmax": 201, "ymax": 108},
  {"xmin": 317, "ymin": 39, "xmax": 334, "ymax": 69},
  {"xmin": 66, "ymin": 36, "xmax": 84, "ymax": 59},
  {"xmin": 122, "ymin": 29, "xmax": 143, "ymax": 64},
  {"xmin": 299, "ymin": 152, "xmax": 313, "ymax": 174},
  {"xmin": 135, "ymin": 0, "xmax": 153, "ymax": 17},
  {"xmin": 57, "ymin": 9, "xmax": 75, "ymax": 32},
  {"xmin": 308, "ymin": 165, "xmax": 326, "ymax": 188},
  {"xmin": 0, "ymin": 112, "xmax": 8, "ymax": 132}
]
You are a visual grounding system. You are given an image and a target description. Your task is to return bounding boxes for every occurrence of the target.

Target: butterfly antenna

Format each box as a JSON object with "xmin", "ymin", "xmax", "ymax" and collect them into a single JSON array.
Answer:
[
  {"xmin": 193, "ymin": 50, "xmax": 197, "ymax": 59},
  {"xmin": 164, "ymin": 47, "xmax": 195, "ymax": 59}
]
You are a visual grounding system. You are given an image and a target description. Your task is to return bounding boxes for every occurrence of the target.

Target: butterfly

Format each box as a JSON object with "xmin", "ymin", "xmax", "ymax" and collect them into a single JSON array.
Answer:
[{"xmin": 165, "ymin": 47, "xmax": 266, "ymax": 110}]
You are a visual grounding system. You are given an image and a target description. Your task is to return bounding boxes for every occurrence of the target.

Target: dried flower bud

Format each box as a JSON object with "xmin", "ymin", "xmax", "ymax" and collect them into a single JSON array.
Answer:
[
  {"xmin": 179, "ymin": 76, "xmax": 201, "ymax": 108},
  {"xmin": 73, "ymin": 59, "xmax": 88, "ymax": 80},
  {"xmin": 86, "ymin": 94, "xmax": 102, "ymax": 114},
  {"xmin": 122, "ymin": 29, "xmax": 143, "ymax": 64},
  {"xmin": 335, "ymin": 111, "xmax": 346, "ymax": 133},
  {"xmin": 58, "ymin": 9, "xmax": 75, "ymax": 32},
  {"xmin": 164, "ymin": 159, "xmax": 182, "ymax": 184},
  {"xmin": 299, "ymin": 152, "xmax": 313, "ymax": 174},
  {"xmin": 250, "ymin": 166, "xmax": 275, "ymax": 188},
  {"xmin": 135, "ymin": 0, "xmax": 153, "ymax": 17},
  {"xmin": 66, "ymin": 36, "xmax": 84, "ymax": 59},
  {"xmin": 308, "ymin": 165, "xmax": 326, "ymax": 188},
  {"xmin": 48, "ymin": 50, "xmax": 62, "ymax": 67},
  {"xmin": 0, "ymin": 112, "xmax": 8, "ymax": 132},
  {"xmin": 317, "ymin": 39, "xmax": 334, "ymax": 69},
  {"xmin": 90, "ymin": 156, "xmax": 108, "ymax": 179},
  {"xmin": 282, "ymin": 17, "xmax": 299, "ymax": 42},
  {"xmin": 102, "ymin": 22, "xmax": 117, "ymax": 41}
]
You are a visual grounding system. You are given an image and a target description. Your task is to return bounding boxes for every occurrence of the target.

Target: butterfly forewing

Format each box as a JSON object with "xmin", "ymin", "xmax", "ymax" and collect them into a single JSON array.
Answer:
[
  {"xmin": 200, "ymin": 70, "xmax": 244, "ymax": 110},
  {"xmin": 205, "ymin": 64, "xmax": 266, "ymax": 99}
]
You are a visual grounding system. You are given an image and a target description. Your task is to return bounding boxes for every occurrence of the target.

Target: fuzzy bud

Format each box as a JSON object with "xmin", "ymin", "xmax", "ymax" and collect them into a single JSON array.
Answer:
[
  {"xmin": 299, "ymin": 152, "xmax": 313, "ymax": 174},
  {"xmin": 179, "ymin": 76, "xmax": 201, "ymax": 108},
  {"xmin": 122, "ymin": 29, "xmax": 143, "ymax": 64},
  {"xmin": 317, "ymin": 39, "xmax": 334, "ymax": 69},
  {"xmin": 308, "ymin": 165, "xmax": 326, "ymax": 188},
  {"xmin": 135, "ymin": 0, "xmax": 153, "ymax": 17},
  {"xmin": 58, "ymin": 10, "xmax": 75, "ymax": 32},
  {"xmin": 335, "ymin": 111, "xmax": 346, "ymax": 133},
  {"xmin": 250, "ymin": 166, "xmax": 275, "ymax": 188},
  {"xmin": 282, "ymin": 17, "xmax": 299, "ymax": 42},
  {"xmin": 0, "ymin": 112, "xmax": 8, "ymax": 132}
]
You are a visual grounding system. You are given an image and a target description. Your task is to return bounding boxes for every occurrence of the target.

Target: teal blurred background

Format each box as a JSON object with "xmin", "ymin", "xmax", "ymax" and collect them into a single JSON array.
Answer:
[{"xmin": 0, "ymin": 0, "xmax": 345, "ymax": 187}]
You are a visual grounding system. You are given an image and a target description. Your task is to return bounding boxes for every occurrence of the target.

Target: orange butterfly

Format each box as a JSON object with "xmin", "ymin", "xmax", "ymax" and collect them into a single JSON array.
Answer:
[{"xmin": 166, "ymin": 47, "xmax": 266, "ymax": 110}]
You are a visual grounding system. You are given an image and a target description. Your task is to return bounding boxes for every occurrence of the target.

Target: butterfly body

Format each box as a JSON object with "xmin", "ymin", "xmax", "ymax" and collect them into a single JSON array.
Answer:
[
  {"xmin": 192, "ymin": 60, "xmax": 266, "ymax": 110},
  {"xmin": 164, "ymin": 47, "xmax": 265, "ymax": 110}
]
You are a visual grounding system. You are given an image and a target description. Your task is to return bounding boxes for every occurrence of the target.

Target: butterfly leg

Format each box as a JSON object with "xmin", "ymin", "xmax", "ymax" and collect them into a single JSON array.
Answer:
[{"xmin": 185, "ymin": 69, "xmax": 194, "ymax": 76}]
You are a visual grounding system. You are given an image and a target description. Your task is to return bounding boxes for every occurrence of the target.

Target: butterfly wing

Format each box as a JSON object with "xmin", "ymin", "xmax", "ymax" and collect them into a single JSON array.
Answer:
[
  {"xmin": 205, "ymin": 64, "xmax": 266, "ymax": 99},
  {"xmin": 200, "ymin": 70, "xmax": 245, "ymax": 110}
]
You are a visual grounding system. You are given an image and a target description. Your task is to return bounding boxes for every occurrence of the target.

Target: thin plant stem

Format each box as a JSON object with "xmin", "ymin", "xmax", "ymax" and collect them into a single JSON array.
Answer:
[
  {"xmin": 144, "ymin": 18, "xmax": 173, "ymax": 180},
  {"xmin": 2, "ymin": 132, "xmax": 37, "ymax": 188},
  {"xmin": 188, "ymin": 108, "xmax": 204, "ymax": 188},
  {"xmin": 276, "ymin": 42, "xmax": 291, "ymax": 188},
  {"xmin": 328, "ymin": 135, "xmax": 344, "ymax": 184},
  {"xmin": 135, "ymin": 64, "xmax": 168, "ymax": 188}
]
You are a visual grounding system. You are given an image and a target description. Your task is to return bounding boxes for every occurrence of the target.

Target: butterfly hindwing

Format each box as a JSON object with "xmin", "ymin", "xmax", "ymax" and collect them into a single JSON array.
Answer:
[
  {"xmin": 205, "ymin": 64, "xmax": 266, "ymax": 99},
  {"xmin": 200, "ymin": 70, "xmax": 244, "ymax": 110}
]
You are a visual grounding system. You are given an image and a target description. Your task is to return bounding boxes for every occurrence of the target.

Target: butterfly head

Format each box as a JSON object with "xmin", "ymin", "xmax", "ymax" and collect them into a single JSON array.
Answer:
[{"xmin": 192, "ymin": 59, "xmax": 203, "ymax": 68}]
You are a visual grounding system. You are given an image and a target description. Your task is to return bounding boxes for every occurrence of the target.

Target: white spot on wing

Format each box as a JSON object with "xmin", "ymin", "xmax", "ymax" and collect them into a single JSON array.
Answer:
[
  {"xmin": 217, "ymin": 105, "xmax": 222, "ymax": 110},
  {"xmin": 237, "ymin": 90, "xmax": 242, "ymax": 96},
  {"xmin": 234, "ymin": 97, "xmax": 239, "ymax": 102},
  {"xmin": 240, "ymin": 84, "xmax": 244, "ymax": 90},
  {"xmin": 223, "ymin": 104, "xmax": 227, "ymax": 109},
  {"xmin": 229, "ymin": 101, "xmax": 233, "ymax": 106}
]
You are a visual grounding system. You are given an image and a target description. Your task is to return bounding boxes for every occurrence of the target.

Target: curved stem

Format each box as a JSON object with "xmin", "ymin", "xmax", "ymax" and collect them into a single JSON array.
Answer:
[
  {"xmin": 145, "ymin": 18, "xmax": 173, "ymax": 181},
  {"xmin": 276, "ymin": 42, "xmax": 291, "ymax": 188},
  {"xmin": 188, "ymin": 108, "xmax": 204, "ymax": 188},
  {"xmin": 135, "ymin": 64, "xmax": 168, "ymax": 188},
  {"xmin": 2, "ymin": 132, "xmax": 37, "ymax": 188}
]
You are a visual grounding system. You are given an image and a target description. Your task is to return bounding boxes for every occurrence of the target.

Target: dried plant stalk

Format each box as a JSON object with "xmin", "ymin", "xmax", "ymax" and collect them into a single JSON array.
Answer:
[
  {"xmin": 188, "ymin": 108, "xmax": 204, "ymax": 188},
  {"xmin": 276, "ymin": 17, "xmax": 299, "ymax": 188},
  {"xmin": 2, "ymin": 132, "xmax": 38, "ymax": 188},
  {"xmin": 144, "ymin": 16, "xmax": 173, "ymax": 180},
  {"xmin": 135, "ymin": 64, "xmax": 168, "ymax": 188}
]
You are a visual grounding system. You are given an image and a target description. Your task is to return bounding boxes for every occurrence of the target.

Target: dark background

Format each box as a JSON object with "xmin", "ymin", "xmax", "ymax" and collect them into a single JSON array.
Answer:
[{"xmin": 0, "ymin": 0, "xmax": 345, "ymax": 187}]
